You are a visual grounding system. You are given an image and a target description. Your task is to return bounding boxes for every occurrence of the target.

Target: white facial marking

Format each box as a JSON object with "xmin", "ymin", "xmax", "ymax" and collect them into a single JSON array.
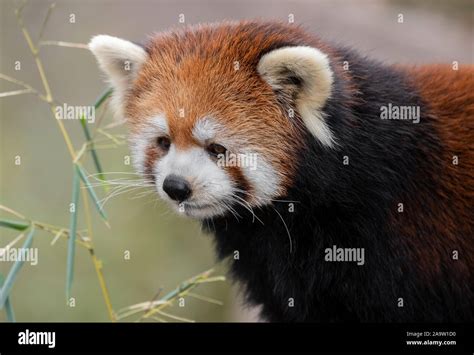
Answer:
[
  {"xmin": 129, "ymin": 114, "xmax": 168, "ymax": 174},
  {"xmin": 192, "ymin": 116, "xmax": 221, "ymax": 144},
  {"xmin": 129, "ymin": 114, "xmax": 284, "ymax": 219},
  {"xmin": 154, "ymin": 145, "xmax": 234, "ymax": 218},
  {"xmin": 191, "ymin": 117, "xmax": 280, "ymax": 205},
  {"xmin": 240, "ymin": 150, "xmax": 280, "ymax": 204},
  {"xmin": 150, "ymin": 115, "xmax": 169, "ymax": 135}
]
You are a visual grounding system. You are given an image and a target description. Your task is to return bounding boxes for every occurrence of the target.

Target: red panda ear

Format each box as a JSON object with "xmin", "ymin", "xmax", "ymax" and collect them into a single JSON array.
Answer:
[
  {"xmin": 89, "ymin": 35, "xmax": 148, "ymax": 117},
  {"xmin": 257, "ymin": 46, "xmax": 335, "ymax": 147}
]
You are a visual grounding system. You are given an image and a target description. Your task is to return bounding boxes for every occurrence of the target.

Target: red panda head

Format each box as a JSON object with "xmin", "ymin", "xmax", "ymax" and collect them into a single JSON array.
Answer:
[{"xmin": 89, "ymin": 21, "xmax": 334, "ymax": 219}]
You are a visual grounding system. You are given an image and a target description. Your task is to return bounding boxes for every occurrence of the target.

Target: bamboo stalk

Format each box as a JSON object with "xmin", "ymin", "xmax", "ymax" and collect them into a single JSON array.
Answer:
[{"xmin": 80, "ymin": 185, "xmax": 116, "ymax": 322}]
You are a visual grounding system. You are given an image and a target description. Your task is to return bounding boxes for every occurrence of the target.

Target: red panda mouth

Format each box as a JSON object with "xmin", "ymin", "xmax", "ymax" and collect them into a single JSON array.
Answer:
[
  {"xmin": 182, "ymin": 202, "xmax": 214, "ymax": 210},
  {"xmin": 178, "ymin": 201, "xmax": 229, "ymax": 219}
]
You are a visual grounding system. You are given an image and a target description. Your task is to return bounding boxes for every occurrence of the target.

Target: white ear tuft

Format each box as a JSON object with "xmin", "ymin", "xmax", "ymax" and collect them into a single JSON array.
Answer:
[
  {"xmin": 89, "ymin": 35, "xmax": 148, "ymax": 86},
  {"xmin": 257, "ymin": 46, "xmax": 335, "ymax": 147},
  {"xmin": 89, "ymin": 35, "xmax": 148, "ymax": 118}
]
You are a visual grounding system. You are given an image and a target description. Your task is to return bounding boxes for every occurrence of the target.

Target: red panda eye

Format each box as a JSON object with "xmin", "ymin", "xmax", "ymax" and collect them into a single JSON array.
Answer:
[
  {"xmin": 156, "ymin": 136, "xmax": 171, "ymax": 151},
  {"xmin": 207, "ymin": 143, "xmax": 227, "ymax": 157}
]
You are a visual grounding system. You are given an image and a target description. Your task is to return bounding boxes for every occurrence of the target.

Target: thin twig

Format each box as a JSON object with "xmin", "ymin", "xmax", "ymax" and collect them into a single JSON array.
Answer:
[
  {"xmin": 0, "ymin": 204, "xmax": 27, "ymax": 219},
  {"xmin": 14, "ymin": 7, "xmax": 77, "ymax": 159},
  {"xmin": 50, "ymin": 229, "xmax": 65, "ymax": 246},
  {"xmin": 0, "ymin": 73, "xmax": 47, "ymax": 102},
  {"xmin": 39, "ymin": 40, "xmax": 88, "ymax": 49},
  {"xmin": 37, "ymin": 3, "xmax": 56, "ymax": 44},
  {"xmin": 2, "ymin": 233, "xmax": 25, "ymax": 250},
  {"xmin": 0, "ymin": 89, "xmax": 33, "ymax": 98},
  {"xmin": 80, "ymin": 186, "xmax": 116, "ymax": 322}
]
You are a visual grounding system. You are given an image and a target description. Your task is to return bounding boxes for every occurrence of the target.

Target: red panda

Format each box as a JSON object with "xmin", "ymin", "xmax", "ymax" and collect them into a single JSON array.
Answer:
[{"xmin": 89, "ymin": 21, "xmax": 474, "ymax": 322}]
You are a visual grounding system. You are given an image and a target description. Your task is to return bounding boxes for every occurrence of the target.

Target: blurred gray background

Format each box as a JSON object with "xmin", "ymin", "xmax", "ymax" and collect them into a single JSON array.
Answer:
[{"xmin": 0, "ymin": 0, "xmax": 472, "ymax": 322}]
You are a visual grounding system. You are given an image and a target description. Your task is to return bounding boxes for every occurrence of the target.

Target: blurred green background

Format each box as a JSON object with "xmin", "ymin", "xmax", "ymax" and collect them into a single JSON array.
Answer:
[{"xmin": 0, "ymin": 0, "xmax": 472, "ymax": 322}]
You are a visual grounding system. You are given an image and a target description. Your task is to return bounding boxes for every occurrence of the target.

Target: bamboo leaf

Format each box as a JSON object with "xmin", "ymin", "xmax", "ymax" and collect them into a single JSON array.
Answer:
[
  {"xmin": 0, "ymin": 225, "xmax": 35, "ymax": 309},
  {"xmin": 94, "ymin": 88, "xmax": 112, "ymax": 109},
  {"xmin": 5, "ymin": 292, "xmax": 15, "ymax": 322},
  {"xmin": 77, "ymin": 88, "xmax": 113, "ymax": 192},
  {"xmin": 0, "ymin": 218, "xmax": 30, "ymax": 231},
  {"xmin": 80, "ymin": 114, "xmax": 107, "ymax": 189},
  {"xmin": 75, "ymin": 164, "xmax": 108, "ymax": 222},
  {"xmin": 66, "ymin": 168, "xmax": 80, "ymax": 301},
  {"xmin": 0, "ymin": 274, "xmax": 15, "ymax": 322}
]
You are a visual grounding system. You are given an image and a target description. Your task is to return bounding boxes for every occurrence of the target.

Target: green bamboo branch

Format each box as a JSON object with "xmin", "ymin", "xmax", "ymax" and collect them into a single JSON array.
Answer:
[{"xmin": 7, "ymin": 3, "xmax": 116, "ymax": 321}]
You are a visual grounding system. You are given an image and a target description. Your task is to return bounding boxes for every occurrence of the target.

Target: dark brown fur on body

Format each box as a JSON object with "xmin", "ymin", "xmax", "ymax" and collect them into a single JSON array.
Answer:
[{"xmin": 391, "ymin": 65, "xmax": 474, "ymax": 312}]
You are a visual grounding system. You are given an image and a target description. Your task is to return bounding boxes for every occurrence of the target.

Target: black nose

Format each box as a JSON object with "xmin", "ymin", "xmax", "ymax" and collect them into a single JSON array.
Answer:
[{"xmin": 162, "ymin": 175, "xmax": 192, "ymax": 202}]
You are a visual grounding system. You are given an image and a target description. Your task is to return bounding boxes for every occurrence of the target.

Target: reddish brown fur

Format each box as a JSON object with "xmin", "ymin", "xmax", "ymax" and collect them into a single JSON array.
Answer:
[{"xmin": 392, "ymin": 65, "xmax": 474, "ymax": 283}]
